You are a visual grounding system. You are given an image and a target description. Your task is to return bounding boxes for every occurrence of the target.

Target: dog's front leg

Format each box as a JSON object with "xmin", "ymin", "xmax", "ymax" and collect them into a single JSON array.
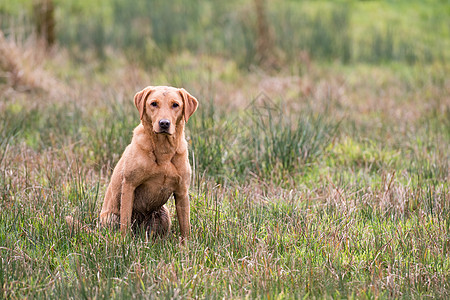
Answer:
[
  {"xmin": 120, "ymin": 180, "xmax": 135, "ymax": 235},
  {"xmin": 174, "ymin": 193, "xmax": 191, "ymax": 241}
]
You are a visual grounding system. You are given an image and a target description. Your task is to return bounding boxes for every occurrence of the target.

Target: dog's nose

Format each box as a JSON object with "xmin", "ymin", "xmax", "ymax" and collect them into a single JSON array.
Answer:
[{"xmin": 159, "ymin": 119, "xmax": 170, "ymax": 130}]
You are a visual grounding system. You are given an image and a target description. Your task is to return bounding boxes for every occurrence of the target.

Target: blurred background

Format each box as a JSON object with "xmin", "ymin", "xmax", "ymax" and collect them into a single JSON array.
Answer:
[{"xmin": 1, "ymin": 0, "xmax": 449, "ymax": 71}]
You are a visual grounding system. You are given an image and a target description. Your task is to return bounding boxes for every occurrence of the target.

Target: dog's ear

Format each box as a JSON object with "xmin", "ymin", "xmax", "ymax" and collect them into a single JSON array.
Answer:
[
  {"xmin": 179, "ymin": 88, "xmax": 198, "ymax": 123},
  {"xmin": 134, "ymin": 86, "xmax": 155, "ymax": 121}
]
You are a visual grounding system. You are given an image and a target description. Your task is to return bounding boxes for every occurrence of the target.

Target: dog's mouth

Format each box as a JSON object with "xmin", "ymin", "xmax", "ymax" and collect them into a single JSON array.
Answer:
[{"xmin": 154, "ymin": 130, "xmax": 172, "ymax": 135}]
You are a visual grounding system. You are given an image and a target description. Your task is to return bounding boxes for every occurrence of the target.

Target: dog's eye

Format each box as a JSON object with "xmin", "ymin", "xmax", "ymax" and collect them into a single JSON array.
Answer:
[
  {"xmin": 172, "ymin": 103, "xmax": 179, "ymax": 108},
  {"xmin": 150, "ymin": 102, "xmax": 158, "ymax": 107}
]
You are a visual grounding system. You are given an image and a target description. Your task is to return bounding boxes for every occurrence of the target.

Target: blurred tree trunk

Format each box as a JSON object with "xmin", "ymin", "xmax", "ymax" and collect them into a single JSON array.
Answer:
[
  {"xmin": 254, "ymin": 0, "xmax": 279, "ymax": 69},
  {"xmin": 33, "ymin": 0, "xmax": 55, "ymax": 49}
]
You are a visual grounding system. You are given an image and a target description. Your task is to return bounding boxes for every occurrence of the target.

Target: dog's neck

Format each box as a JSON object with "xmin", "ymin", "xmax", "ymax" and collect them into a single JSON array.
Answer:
[{"xmin": 135, "ymin": 122, "xmax": 186, "ymax": 164}]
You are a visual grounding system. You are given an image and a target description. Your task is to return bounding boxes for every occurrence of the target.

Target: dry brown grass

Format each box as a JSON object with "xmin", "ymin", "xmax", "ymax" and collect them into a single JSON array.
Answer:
[{"xmin": 0, "ymin": 31, "xmax": 63, "ymax": 96}]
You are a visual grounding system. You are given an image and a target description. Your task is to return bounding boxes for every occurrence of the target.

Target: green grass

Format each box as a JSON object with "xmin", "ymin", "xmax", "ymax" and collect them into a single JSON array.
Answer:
[
  {"xmin": 1, "ymin": 0, "xmax": 450, "ymax": 298},
  {"xmin": 1, "ymin": 172, "xmax": 448, "ymax": 298}
]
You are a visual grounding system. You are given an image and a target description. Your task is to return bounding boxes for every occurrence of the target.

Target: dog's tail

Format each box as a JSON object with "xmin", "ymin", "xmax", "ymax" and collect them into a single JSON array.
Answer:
[
  {"xmin": 146, "ymin": 205, "xmax": 172, "ymax": 237},
  {"xmin": 132, "ymin": 205, "xmax": 172, "ymax": 237}
]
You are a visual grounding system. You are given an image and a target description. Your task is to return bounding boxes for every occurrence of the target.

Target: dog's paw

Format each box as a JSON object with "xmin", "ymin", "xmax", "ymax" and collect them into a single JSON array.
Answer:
[{"xmin": 100, "ymin": 213, "xmax": 120, "ymax": 228}]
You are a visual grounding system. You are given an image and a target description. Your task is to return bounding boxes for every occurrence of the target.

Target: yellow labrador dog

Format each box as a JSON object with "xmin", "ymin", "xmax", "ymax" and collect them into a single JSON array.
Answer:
[{"xmin": 99, "ymin": 86, "xmax": 198, "ymax": 240}]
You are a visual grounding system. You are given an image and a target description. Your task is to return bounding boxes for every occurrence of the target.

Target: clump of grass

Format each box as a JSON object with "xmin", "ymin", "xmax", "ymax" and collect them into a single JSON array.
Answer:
[
  {"xmin": 234, "ymin": 95, "xmax": 339, "ymax": 180},
  {"xmin": 189, "ymin": 94, "xmax": 338, "ymax": 182}
]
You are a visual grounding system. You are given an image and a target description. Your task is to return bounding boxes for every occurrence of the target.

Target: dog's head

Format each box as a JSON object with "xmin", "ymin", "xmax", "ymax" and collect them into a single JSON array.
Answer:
[{"xmin": 134, "ymin": 86, "xmax": 198, "ymax": 135}]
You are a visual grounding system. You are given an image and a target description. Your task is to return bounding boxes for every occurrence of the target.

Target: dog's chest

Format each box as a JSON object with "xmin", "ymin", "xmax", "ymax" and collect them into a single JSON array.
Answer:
[{"xmin": 132, "ymin": 163, "xmax": 180, "ymax": 213}]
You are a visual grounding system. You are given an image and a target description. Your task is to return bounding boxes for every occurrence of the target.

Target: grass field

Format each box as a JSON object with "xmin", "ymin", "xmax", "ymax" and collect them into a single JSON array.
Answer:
[{"xmin": 1, "ymin": 0, "xmax": 449, "ymax": 298}]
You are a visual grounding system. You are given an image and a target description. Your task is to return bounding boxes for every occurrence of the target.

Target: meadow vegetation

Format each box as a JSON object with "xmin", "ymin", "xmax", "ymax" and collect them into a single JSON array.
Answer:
[{"xmin": 0, "ymin": 0, "xmax": 449, "ymax": 298}]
